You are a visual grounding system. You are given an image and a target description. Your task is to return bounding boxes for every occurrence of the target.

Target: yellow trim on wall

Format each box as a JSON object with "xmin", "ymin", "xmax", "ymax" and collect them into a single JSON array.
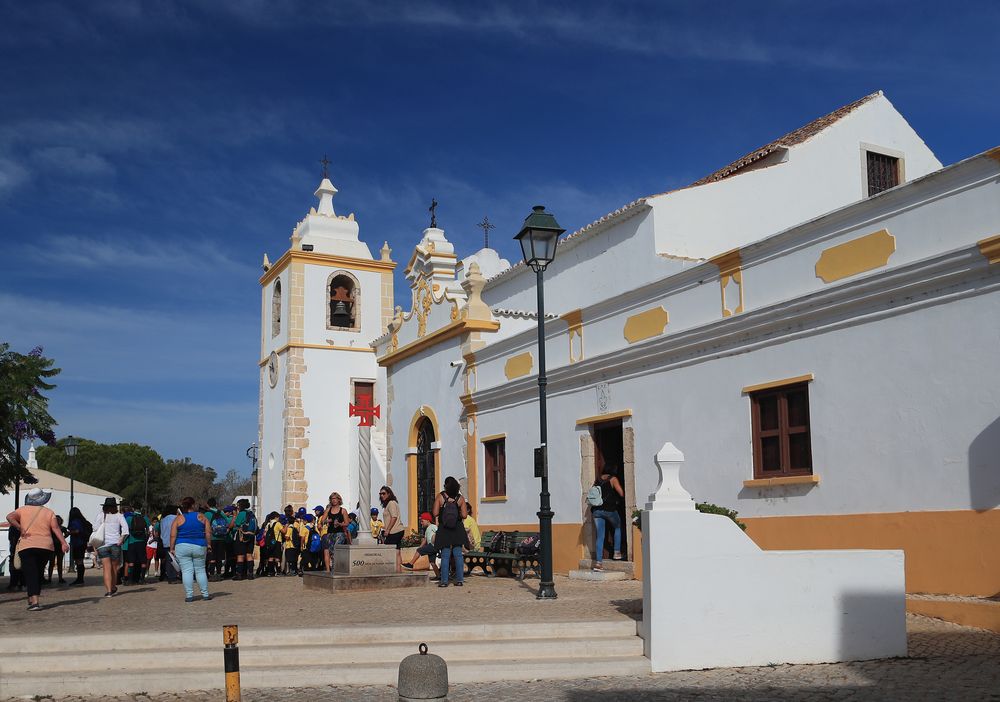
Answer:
[
  {"xmin": 623, "ymin": 306, "xmax": 669, "ymax": 344},
  {"xmin": 480, "ymin": 496, "xmax": 508, "ymax": 503},
  {"xmin": 741, "ymin": 373, "xmax": 814, "ymax": 394},
  {"xmin": 504, "ymin": 352, "xmax": 534, "ymax": 380},
  {"xmin": 815, "ymin": 229, "xmax": 896, "ymax": 283},
  {"xmin": 711, "ymin": 249, "xmax": 744, "ymax": 317},
  {"xmin": 260, "ymin": 249, "xmax": 395, "ymax": 286},
  {"xmin": 744, "ymin": 509, "xmax": 1000, "ymax": 597},
  {"xmin": 562, "ymin": 309, "xmax": 585, "ymax": 363},
  {"xmin": 576, "ymin": 409, "xmax": 633, "ymax": 426},
  {"xmin": 743, "ymin": 474, "xmax": 820, "ymax": 488},
  {"xmin": 378, "ymin": 318, "xmax": 500, "ymax": 367},
  {"xmin": 406, "ymin": 406, "xmax": 441, "ymax": 534},
  {"xmin": 977, "ymin": 233, "xmax": 1000, "ymax": 265},
  {"xmin": 480, "ymin": 433, "xmax": 506, "ymax": 443}
]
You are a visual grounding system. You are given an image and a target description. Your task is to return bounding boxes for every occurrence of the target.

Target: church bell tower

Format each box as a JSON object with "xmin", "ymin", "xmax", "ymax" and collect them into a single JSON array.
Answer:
[{"xmin": 257, "ymin": 173, "xmax": 394, "ymax": 513}]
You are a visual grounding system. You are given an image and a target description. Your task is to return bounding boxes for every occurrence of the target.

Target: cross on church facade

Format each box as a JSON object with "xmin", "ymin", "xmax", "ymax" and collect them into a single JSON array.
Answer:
[
  {"xmin": 320, "ymin": 154, "xmax": 331, "ymax": 179},
  {"xmin": 429, "ymin": 198, "xmax": 438, "ymax": 228},
  {"xmin": 477, "ymin": 216, "xmax": 496, "ymax": 249},
  {"xmin": 349, "ymin": 394, "xmax": 381, "ymax": 427}
]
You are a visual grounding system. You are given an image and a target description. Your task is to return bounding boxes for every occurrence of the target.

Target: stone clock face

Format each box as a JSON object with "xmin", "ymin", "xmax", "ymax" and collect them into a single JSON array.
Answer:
[{"xmin": 267, "ymin": 351, "xmax": 278, "ymax": 388}]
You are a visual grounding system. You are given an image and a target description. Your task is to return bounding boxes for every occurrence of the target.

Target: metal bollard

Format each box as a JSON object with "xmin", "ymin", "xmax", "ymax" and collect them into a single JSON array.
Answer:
[
  {"xmin": 223, "ymin": 624, "xmax": 241, "ymax": 702},
  {"xmin": 398, "ymin": 642, "xmax": 448, "ymax": 701}
]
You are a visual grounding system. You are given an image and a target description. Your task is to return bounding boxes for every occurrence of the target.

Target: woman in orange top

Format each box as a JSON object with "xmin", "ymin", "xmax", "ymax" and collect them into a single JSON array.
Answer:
[{"xmin": 6, "ymin": 488, "xmax": 69, "ymax": 611}]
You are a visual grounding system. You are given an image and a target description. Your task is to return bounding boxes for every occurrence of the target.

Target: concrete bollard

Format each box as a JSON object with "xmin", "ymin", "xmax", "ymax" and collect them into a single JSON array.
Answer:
[
  {"xmin": 223, "ymin": 624, "xmax": 241, "ymax": 702},
  {"xmin": 398, "ymin": 642, "xmax": 448, "ymax": 701}
]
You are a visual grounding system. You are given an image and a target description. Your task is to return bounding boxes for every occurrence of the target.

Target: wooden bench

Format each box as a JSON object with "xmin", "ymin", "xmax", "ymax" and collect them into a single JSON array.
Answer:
[{"xmin": 464, "ymin": 530, "xmax": 540, "ymax": 580}]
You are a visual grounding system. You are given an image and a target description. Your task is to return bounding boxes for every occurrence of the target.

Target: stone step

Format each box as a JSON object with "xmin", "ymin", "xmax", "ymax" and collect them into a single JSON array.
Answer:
[
  {"xmin": 569, "ymin": 569, "xmax": 629, "ymax": 582},
  {"xmin": 0, "ymin": 653, "xmax": 650, "ymax": 697},
  {"xmin": 5, "ymin": 635, "xmax": 645, "ymax": 674},
  {"xmin": 0, "ymin": 619, "xmax": 639, "ymax": 654},
  {"xmin": 578, "ymin": 559, "xmax": 636, "ymax": 577}
]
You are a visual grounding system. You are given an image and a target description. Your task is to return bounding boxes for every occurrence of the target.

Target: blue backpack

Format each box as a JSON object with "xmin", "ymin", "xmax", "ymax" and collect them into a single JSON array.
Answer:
[
  {"xmin": 308, "ymin": 530, "xmax": 322, "ymax": 553},
  {"xmin": 210, "ymin": 511, "xmax": 229, "ymax": 539}
]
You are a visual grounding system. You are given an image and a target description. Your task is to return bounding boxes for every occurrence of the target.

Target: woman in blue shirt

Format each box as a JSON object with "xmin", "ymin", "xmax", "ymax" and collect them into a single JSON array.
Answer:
[{"xmin": 169, "ymin": 496, "xmax": 213, "ymax": 602}]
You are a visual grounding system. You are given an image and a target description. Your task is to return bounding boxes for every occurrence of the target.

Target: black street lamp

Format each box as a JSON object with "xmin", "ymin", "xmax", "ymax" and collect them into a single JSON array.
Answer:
[
  {"xmin": 64, "ymin": 436, "xmax": 79, "ymax": 513},
  {"xmin": 514, "ymin": 205, "xmax": 565, "ymax": 600},
  {"xmin": 247, "ymin": 443, "xmax": 259, "ymax": 512}
]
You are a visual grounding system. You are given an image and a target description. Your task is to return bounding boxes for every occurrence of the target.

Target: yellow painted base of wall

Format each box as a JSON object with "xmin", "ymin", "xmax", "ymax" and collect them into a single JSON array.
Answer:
[
  {"xmin": 744, "ymin": 509, "xmax": 1000, "ymax": 597},
  {"xmin": 907, "ymin": 598, "xmax": 1000, "ymax": 633},
  {"xmin": 480, "ymin": 522, "xmax": 584, "ymax": 575}
]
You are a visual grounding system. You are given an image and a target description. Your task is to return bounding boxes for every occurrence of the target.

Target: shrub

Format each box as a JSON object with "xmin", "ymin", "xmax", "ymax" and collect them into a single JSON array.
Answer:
[
  {"xmin": 695, "ymin": 502, "xmax": 747, "ymax": 530},
  {"xmin": 632, "ymin": 503, "xmax": 747, "ymax": 531}
]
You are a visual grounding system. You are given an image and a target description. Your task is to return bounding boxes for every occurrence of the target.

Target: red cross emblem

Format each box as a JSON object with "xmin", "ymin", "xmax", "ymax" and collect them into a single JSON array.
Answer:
[{"xmin": 349, "ymin": 396, "xmax": 381, "ymax": 427}]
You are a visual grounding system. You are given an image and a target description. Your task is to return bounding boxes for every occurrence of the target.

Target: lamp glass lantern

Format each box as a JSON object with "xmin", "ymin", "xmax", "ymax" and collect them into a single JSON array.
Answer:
[
  {"xmin": 514, "ymin": 205, "xmax": 565, "ymax": 272},
  {"xmin": 64, "ymin": 436, "xmax": 78, "ymax": 458}
]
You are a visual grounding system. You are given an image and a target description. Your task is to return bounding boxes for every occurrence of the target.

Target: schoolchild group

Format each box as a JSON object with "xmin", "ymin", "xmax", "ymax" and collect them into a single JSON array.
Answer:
[{"xmin": 6, "ymin": 476, "xmax": 486, "ymax": 610}]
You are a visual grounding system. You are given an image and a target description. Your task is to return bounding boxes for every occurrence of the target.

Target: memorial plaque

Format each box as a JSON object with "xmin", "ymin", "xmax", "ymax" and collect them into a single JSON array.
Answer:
[{"xmin": 333, "ymin": 544, "xmax": 398, "ymax": 576}]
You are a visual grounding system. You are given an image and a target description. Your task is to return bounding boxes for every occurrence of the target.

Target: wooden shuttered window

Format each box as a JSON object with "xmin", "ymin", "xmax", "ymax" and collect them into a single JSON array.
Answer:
[
  {"xmin": 750, "ymin": 382, "xmax": 813, "ymax": 479},
  {"xmin": 484, "ymin": 438, "xmax": 506, "ymax": 497}
]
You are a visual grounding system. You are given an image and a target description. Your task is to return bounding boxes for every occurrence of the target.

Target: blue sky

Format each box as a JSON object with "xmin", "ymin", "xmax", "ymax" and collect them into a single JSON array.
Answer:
[{"xmin": 2, "ymin": 0, "xmax": 998, "ymax": 476}]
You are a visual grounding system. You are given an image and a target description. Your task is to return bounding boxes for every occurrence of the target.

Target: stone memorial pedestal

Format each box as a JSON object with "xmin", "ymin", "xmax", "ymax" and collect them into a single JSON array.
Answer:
[{"xmin": 301, "ymin": 544, "xmax": 427, "ymax": 593}]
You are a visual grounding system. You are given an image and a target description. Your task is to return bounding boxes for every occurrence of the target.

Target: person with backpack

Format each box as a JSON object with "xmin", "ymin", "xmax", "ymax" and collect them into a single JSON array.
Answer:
[
  {"xmin": 203, "ymin": 498, "xmax": 228, "ymax": 581},
  {"xmin": 299, "ymin": 514, "xmax": 322, "ymax": 573},
  {"xmin": 169, "ymin": 496, "xmax": 212, "ymax": 603},
  {"xmin": 588, "ymin": 464, "xmax": 626, "ymax": 571},
  {"xmin": 432, "ymin": 476, "xmax": 469, "ymax": 588},
  {"xmin": 66, "ymin": 506, "xmax": 92, "ymax": 586},
  {"xmin": 260, "ymin": 512, "xmax": 283, "ymax": 576},
  {"xmin": 281, "ymin": 512, "xmax": 300, "ymax": 576},
  {"xmin": 124, "ymin": 507, "xmax": 150, "ymax": 585},
  {"xmin": 229, "ymin": 499, "xmax": 257, "ymax": 581}
]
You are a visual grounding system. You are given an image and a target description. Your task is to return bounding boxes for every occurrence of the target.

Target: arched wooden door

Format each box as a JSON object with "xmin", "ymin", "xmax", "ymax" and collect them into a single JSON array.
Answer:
[{"xmin": 415, "ymin": 418, "xmax": 436, "ymax": 518}]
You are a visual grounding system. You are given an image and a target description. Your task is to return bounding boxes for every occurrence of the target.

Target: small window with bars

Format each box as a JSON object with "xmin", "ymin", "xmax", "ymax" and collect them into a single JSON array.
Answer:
[
  {"xmin": 750, "ymin": 382, "xmax": 812, "ymax": 479},
  {"xmin": 866, "ymin": 151, "xmax": 900, "ymax": 196}
]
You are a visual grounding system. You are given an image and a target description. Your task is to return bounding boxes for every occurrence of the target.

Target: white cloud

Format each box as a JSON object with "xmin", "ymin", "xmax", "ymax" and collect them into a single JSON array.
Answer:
[
  {"xmin": 0, "ymin": 292, "xmax": 257, "ymax": 385},
  {"xmin": 0, "ymin": 158, "xmax": 29, "ymax": 196},
  {"xmin": 19, "ymin": 233, "xmax": 257, "ymax": 277}
]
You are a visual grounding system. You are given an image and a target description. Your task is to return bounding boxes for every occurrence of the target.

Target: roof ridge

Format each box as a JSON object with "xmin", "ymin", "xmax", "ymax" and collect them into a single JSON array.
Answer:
[{"xmin": 687, "ymin": 90, "xmax": 883, "ymax": 187}]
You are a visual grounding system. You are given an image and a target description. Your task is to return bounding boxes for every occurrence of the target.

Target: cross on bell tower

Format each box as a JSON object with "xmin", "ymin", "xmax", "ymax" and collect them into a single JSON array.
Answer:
[{"xmin": 476, "ymin": 216, "xmax": 496, "ymax": 249}]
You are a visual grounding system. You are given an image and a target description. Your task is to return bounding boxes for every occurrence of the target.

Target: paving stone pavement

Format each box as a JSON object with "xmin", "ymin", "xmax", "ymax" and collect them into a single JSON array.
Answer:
[{"xmin": 3, "ymin": 573, "xmax": 999, "ymax": 701}]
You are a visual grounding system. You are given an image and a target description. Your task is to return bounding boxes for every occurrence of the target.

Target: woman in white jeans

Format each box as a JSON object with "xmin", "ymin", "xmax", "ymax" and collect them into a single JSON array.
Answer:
[{"xmin": 169, "ymin": 496, "xmax": 213, "ymax": 602}]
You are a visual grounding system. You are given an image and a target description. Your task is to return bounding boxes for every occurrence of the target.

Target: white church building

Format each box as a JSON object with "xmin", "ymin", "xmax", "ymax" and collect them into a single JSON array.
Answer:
[{"xmin": 258, "ymin": 91, "xmax": 999, "ymax": 600}]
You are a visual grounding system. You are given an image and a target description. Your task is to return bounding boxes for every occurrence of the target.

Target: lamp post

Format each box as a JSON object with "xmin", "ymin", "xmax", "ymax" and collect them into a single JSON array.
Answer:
[
  {"xmin": 514, "ymin": 205, "xmax": 565, "ymax": 601},
  {"xmin": 246, "ymin": 443, "xmax": 259, "ymax": 513},
  {"xmin": 64, "ymin": 436, "xmax": 79, "ymax": 513}
]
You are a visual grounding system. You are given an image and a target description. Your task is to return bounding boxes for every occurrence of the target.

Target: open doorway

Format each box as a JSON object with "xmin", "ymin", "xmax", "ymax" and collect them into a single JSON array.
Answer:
[{"xmin": 593, "ymin": 419, "xmax": 627, "ymax": 559}]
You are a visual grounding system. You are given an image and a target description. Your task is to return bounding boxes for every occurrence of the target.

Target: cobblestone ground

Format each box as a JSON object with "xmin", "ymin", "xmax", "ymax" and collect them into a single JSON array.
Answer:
[{"xmin": 3, "ymin": 574, "xmax": 999, "ymax": 701}]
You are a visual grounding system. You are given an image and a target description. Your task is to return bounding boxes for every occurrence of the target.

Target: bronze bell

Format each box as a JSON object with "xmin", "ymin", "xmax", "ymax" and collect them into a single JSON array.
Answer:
[{"xmin": 331, "ymin": 300, "xmax": 351, "ymax": 327}]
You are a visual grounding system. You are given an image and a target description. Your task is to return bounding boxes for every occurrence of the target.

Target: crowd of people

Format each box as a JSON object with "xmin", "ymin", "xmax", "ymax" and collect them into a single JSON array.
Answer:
[{"xmin": 6, "ymin": 475, "xmax": 485, "ymax": 609}]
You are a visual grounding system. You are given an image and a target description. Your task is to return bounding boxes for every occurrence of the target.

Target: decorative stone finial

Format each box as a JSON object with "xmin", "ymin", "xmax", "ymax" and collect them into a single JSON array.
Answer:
[
  {"xmin": 314, "ymin": 178, "xmax": 338, "ymax": 217},
  {"xmin": 460, "ymin": 262, "xmax": 492, "ymax": 321},
  {"xmin": 262, "ymin": 253, "xmax": 271, "ymax": 271},
  {"xmin": 381, "ymin": 241, "xmax": 392, "ymax": 262},
  {"xmin": 646, "ymin": 442, "xmax": 695, "ymax": 512}
]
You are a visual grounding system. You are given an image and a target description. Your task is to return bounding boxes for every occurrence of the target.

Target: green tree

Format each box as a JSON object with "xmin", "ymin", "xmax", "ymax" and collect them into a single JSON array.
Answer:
[
  {"xmin": 38, "ymin": 439, "xmax": 169, "ymax": 511},
  {"xmin": 0, "ymin": 343, "xmax": 60, "ymax": 493},
  {"xmin": 165, "ymin": 457, "xmax": 218, "ymax": 504}
]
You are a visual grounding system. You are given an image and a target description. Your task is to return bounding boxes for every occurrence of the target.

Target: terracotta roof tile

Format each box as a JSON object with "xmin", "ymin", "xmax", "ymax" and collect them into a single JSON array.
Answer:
[{"xmin": 688, "ymin": 91, "xmax": 882, "ymax": 187}]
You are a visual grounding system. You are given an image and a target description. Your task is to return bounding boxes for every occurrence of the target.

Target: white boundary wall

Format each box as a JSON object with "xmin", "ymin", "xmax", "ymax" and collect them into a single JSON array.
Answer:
[{"xmin": 641, "ymin": 442, "xmax": 906, "ymax": 671}]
